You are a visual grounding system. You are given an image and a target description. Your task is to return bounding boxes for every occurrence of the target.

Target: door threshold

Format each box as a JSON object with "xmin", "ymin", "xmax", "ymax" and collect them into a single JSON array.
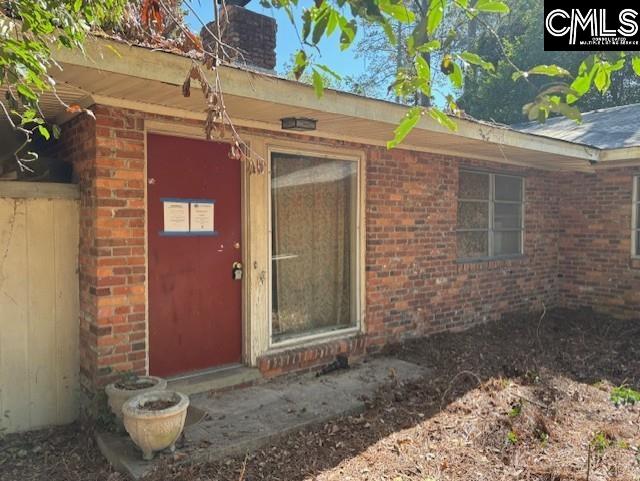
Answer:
[
  {"xmin": 167, "ymin": 364, "xmax": 263, "ymax": 396},
  {"xmin": 168, "ymin": 363, "xmax": 244, "ymax": 382}
]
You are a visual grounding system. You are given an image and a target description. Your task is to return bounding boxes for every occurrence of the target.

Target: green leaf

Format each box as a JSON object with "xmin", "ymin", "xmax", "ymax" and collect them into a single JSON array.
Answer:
[
  {"xmin": 449, "ymin": 62, "xmax": 463, "ymax": 89},
  {"xmin": 429, "ymin": 108, "xmax": 458, "ymax": 131},
  {"xmin": 552, "ymin": 102, "xmax": 582, "ymax": 122},
  {"xmin": 446, "ymin": 94, "xmax": 459, "ymax": 113},
  {"xmin": 513, "ymin": 64, "xmax": 571, "ymax": 81},
  {"xmin": 529, "ymin": 65, "xmax": 571, "ymax": 77},
  {"xmin": 302, "ymin": 9, "xmax": 312, "ymax": 41},
  {"xmin": 21, "ymin": 109, "xmax": 37, "ymax": 121},
  {"xmin": 339, "ymin": 18, "xmax": 356, "ymax": 50},
  {"xmin": 292, "ymin": 50, "xmax": 308, "ymax": 80},
  {"xmin": 312, "ymin": 69, "xmax": 324, "ymax": 98},
  {"xmin": 416, "ymin": 40, "xmax": 441, "ymax": 53},
  {"xmin": 427, "ymin": 0, "xmax": 446, "ymax": 36},
  {"xmin": 458, "ymin": 52, "xmax": 494, "ymax": 72},
  {"xmin": 16, "ymin": 84, "xmax": 37, "ymax": 101},
  {"xmin": 474, "ymin": 0, "xmax": 510, "ymax": 14},
  {"xmin": 611, "ymin": 385, "xmax": 640, "ymax": 406},
  {"xmin": 609, "ymin": 55, "xmax": 626, "ymax": 72},
  {"xmin": 381, "ymin": 20, "xmax": 397, "ymax": 45},
  {"xmin": 594, "ymin": 66, "xmax": 609, "ymax": 92},
  {"xmin": 414, "ymin": 55, "xmax": 431, "ymax": 79},
  {"xmin": 326, "ymin": 10, "xmax": 339, "ymax": 36},
  {"xmin": 37, "ymin": 124, "xmax": 50, "ymax": 140},
  {"xmin": 387, "ymin": 107, "xmax": 422, "ymax": 149},
  {"xmin": 633, "ymin": 56, "xmax": 640, "ymax": 77},
  {"xmin": 379, "ymin": 0, "xmax": 415, "ymax": 23},
  {"xmin": 571, "ymin": 74, "xmax": 592, "ymax": 96},
  {"xmin": 312, "ymin": 7, "xmax": 330, "ymax": 44},
  {"xmin": 315, "ymin": 63, "xmax": 342, "ymax": 80},
  {"xmin": 568, "ymin": 58, "xmax": 597, "ymax": 103}
]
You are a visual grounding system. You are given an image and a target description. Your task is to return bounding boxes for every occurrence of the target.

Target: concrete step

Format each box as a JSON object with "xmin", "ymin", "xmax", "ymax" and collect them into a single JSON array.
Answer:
[
  {"xmin": 97, "ymin": 357, "xmax": 428, "ymax": 479},
  {"xmin": 167, "ymin": 365, "xmax": 263, "ymax": 396}
]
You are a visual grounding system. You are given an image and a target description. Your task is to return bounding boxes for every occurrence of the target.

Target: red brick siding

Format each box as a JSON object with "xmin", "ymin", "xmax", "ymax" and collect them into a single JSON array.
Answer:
[
  {"xmin": 57, "ymin": 104, "xmax": 636, "ymax": 390},
  {"xmin": 89, "ymin": 106, "xmax": 148, "ymax": 387},
  {"xmin": 45, "ymin": 114, "xmax": 100, "ymax": 392},
  {"xmin": 364, "ymin": 150, "xmax": 560, "ymax": 350},
  {"xmin": 258, "ymin": 336, "xmax": 366, "ymax": 379},
  {"xmin": 558, "ymin": 167, "xmax": 640, "ymax": 318},
  {"xmin": 243, "ymin": 149, "xmax": 561, "ymax": 376},
  {"xmin": 53, "ymin": 107, "xmax": 148, "ymax": 390}
]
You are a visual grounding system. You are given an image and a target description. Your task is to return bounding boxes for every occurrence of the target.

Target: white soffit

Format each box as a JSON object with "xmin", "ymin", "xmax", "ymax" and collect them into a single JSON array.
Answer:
[{"xmin": 47, "ymin": 37, "xmax": 611, "ymax": 172}]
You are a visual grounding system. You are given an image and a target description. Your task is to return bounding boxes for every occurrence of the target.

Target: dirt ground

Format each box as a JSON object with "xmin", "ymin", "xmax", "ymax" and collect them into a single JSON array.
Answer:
[{"xmin": 1, "ymin": 308, "xmax": 639, "ymax": 481}]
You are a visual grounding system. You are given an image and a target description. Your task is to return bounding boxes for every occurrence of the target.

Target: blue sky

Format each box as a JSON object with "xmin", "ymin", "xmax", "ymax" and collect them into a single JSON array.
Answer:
[{"xmin": 184, "ymin": 1, "xmax": 366, "ymax": 78}]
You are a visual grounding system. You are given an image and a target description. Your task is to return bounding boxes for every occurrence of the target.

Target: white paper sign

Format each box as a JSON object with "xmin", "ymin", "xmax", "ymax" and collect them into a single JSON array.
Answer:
[
  {"xmin": 163, "ymin": 201, "xmax": 189, "ymax": 232},
  {"xmin": 190, "ymin": 202, "xmax": 215, "ymax": 232}
]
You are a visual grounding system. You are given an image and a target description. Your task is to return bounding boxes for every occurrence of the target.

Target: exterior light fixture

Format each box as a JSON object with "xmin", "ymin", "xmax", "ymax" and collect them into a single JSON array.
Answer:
[{"xmin": 281, "ymin": 117, "xmax": 317, "ymax": 131}]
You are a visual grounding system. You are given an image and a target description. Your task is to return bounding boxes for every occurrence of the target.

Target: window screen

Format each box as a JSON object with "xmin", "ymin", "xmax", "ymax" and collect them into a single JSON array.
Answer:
[{"xmin": 457, "ymin": 170, "xmax": 524, "ymax": 260}]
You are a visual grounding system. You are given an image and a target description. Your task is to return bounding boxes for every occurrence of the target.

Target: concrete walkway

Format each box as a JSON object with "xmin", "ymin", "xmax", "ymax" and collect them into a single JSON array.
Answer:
[{"xmin": 97, "ymin": 357, "xmax": 427, "ymax": 479}]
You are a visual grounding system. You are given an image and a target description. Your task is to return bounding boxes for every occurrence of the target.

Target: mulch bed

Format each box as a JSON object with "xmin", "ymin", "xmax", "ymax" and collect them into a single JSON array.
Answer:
[
  {"xmin": 0, "ymin": 424, "xmax": 117, "ymax": 481},
  {"xmin": 2, "ymin": 308, "xmax": 639, "ymax": 480}
]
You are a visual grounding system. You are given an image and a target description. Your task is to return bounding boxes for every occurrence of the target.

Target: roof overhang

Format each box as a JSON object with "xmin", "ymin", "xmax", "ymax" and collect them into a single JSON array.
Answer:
[{"xmin": 34, "ymin": 37, "xmax": 636, "ymax": 172}]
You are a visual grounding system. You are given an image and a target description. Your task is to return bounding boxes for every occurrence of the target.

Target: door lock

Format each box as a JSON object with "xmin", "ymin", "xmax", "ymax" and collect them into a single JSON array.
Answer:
[{"xmin": 232, "ymin": 262, "xmax": 243, "ymax": 280}]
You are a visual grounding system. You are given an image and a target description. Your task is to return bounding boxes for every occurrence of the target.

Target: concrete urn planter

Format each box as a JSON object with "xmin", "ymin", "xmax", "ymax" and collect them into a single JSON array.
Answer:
[
  {"xmin": 122, "ymin": 390, "xmax": 190, "ymax": 460},
  {"xmin": 105, "ymin": 376, "xmax": 167, "ymax": 428}
]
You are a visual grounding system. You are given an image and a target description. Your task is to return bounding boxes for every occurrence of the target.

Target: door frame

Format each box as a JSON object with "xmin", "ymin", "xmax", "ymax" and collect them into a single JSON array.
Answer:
[{"xmin": 143, "ymin": 120, "xmax": 251, "ymax": 373}]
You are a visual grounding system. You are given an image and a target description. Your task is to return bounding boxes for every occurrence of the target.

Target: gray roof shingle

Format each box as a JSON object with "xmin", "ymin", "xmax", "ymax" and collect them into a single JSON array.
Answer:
[{"xmin": 513, "ymin": 103, "xmax": 640, "ymax": 150}]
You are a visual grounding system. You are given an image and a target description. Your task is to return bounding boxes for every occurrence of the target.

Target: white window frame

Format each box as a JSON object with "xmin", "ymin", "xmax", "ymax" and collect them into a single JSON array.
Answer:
[
  {"xmin": 633, "ymin": 176, "xmax": 639, "ymax": 258},
  {"xmin": 267, "ymin": 146, "xmax": 365, "ymax": 349},
  {"xmin": 457, "ymin": 170, "xmax": 525, "ymax": 261}
]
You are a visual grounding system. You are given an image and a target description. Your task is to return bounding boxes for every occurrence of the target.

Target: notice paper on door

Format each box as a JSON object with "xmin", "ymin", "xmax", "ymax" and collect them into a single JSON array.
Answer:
[
  {"xmin": 190, "ymin": 200, "xmax": 215, "ymax": 233},
  {"xmin": 163, "ymin": 200, "xmax": 189, "ymax": 233}
]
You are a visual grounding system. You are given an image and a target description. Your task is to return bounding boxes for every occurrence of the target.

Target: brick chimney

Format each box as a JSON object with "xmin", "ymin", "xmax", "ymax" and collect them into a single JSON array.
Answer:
[{"xmin": 202, "ymin": 5, "xmax": 277, "ymax": 72}]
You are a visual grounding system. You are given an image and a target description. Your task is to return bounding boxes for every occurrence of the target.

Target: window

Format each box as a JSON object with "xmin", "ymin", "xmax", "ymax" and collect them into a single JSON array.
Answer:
[
  {"xmin": 270, "ymin": 152, "xmax": 359, "ymax": 343},
  {"xmin": 457, "ymin": 170, "xmax": 524, "ymax": 260},
  {"xmin": 634, "ymin": 176, "xmax": 639, "ymax": 257}
]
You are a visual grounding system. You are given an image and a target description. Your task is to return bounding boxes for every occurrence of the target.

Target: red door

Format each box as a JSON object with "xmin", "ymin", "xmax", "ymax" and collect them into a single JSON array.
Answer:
[{"xmin": 147, "ymin": 134, "xmax": 242, "ymax": 377}]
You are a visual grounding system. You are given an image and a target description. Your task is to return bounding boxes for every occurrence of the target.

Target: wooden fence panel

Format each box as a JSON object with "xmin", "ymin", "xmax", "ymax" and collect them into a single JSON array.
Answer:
[{"xmin": 0, "ymin": 183, "xmax": 79, "ymax": 434}]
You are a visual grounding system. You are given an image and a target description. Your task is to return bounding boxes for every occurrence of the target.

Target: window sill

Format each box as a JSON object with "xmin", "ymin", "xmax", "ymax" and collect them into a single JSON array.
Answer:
[
  {"xmin": 268, "ymin": 326, "xmax": 362, "ymax": 354},
  {"xmin": 456, "ymin": 255, "xmax": 527, "ymax": 272},
  {"xmin": 631, "ymin": 258, "xmax": 640, "ymax": 270},
  {"xmin": 457, "ymin": 254, "xmax": 526, "ymax": 264}
]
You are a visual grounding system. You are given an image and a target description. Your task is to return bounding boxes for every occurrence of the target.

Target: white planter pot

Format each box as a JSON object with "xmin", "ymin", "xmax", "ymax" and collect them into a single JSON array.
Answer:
[
  {"xmin": 105, "ymin": 376, "xmax": 167, "ymax": 428},
  {"xmin": 122, "ymin": 390, "xmax": 190, "ymax": 461}
]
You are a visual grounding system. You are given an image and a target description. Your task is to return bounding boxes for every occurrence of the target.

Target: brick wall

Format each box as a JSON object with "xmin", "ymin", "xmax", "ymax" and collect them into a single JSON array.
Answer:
[
  {"xmin": 89, "ymin": 106, "xmax": 148, "ymax": 388},
  {"xmin": 55, "ymin": 104, "xmax": 636, "ymax": 391},
  {"xmin": 558, "ymin": 167, "xmax": 640, "ymax": 318},
  {"xmin": 363, "ymin": 149, "xmax": 560, "ymax": 350},
  {"xmin": 52, "ymin": 107, "xmax": 149, "ymax": 392},
  {"xmin": 258, "ymin": 337, "xmax": 367, "ymax": 379},
  {"xmin": 260, "ymin": 149, "xmax": 561, "ymax": 375},
  {"xmin": 45, "ymin": 114, "xmax": 99, "ymax": 393}
]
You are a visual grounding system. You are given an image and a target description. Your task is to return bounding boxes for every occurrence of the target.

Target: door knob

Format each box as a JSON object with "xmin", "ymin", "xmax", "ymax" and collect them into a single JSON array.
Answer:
[{"xmin": 232, "ymin": 262, "xmax": 243, "ymax": 280}]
